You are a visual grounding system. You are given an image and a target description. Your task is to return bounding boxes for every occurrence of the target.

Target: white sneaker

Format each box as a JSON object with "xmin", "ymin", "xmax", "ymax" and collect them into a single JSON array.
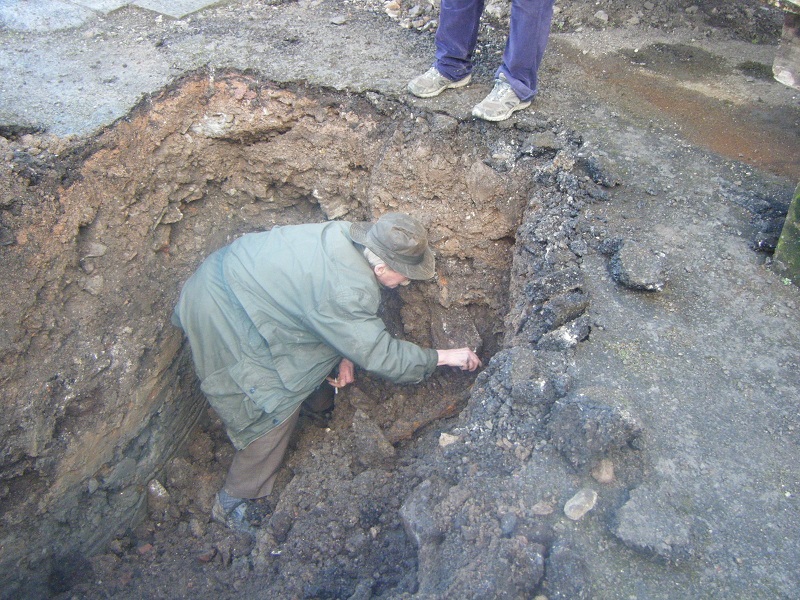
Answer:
[
  {"xmin": 408, "ymin": 67, "xmax": 472, "ymax": 98},
  {"xmin": 472, "ymin": 75, "xmax": 531, "ymax": 121}
]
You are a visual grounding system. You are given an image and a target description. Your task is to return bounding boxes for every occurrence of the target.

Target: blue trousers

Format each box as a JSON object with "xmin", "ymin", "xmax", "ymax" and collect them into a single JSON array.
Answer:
[{"xmin": 434, "ymin": 0, "xmax": 555, "ymax": 102}]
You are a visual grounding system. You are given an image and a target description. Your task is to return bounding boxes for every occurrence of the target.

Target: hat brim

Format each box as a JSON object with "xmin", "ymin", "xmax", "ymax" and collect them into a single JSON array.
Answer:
[{"xmin": 350, "ymin": 221, "xmax": 436, "ymax": 280}]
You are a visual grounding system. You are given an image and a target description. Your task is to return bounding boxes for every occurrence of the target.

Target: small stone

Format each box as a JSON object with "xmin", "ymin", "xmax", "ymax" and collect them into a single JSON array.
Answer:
[
  {"xmin": 269, "ymin": 510, "xmax": 293, "ymax": 542},
  {"xmin": 385, "ymin": 1, "xmax": 401, "ymax": 19},
  {"xmin": 531, "ymin": 501, "xmax": 554, "ymax": 516},
  {"xmin": 594, "ymin": 10, "xmax": 609, "ymax": 23},
  {"xmin": 189, "ymin": 517, "xmax": 207, "ymax": 538},
  {"xmin": 83, "ymin": 242, "xmax": 107, "ymax": 258},
  {"xmin": 500, "ymin": 512, "xmax": 519, "ymax": 537},
  {"xmin": 439, "ymin": 432, "xmax": 460, "ymax": 447},
  {"xmin": 330, "ymin": 15, "xmax": 347, "ymax": 25},
  {"xmin": 564, "ymin": 488, "xmax": 598, "ymax": 521},
  {"xmin": 591, "ymin": 459, "xmax": 615, "ymax": 484},
  {"xmin": 196, "ymin": 547, "xmax": 216, "ymax": 563},
  {"xmin": 137, "ymin": 543, "xmax": 154, "ymax": 555},
  {"xmin": 147, "ymin": 479, "xmax": 170, "ymax": 517},
  {"xmin": 82, "ymin": 275, "xmax": 105, "ymax": 296}
]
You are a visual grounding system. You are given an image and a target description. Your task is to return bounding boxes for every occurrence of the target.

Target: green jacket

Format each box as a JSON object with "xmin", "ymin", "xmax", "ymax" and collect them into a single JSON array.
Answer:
[{"xmin": 173, "ymin": 221, "xmax": 438, "ymax": 448}]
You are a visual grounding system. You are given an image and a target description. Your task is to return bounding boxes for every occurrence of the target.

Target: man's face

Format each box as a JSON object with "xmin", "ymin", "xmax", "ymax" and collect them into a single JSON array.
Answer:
[{"xmin": 375, "ymin": 265, "xmax": 411, "ymax": 289}]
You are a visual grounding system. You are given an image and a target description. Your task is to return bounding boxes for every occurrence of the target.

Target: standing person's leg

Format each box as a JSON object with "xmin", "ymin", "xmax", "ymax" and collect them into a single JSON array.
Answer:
[
  {"xmin": 434, "ymin": 0, "xmax": 486, "ymax": 81},
  {"xmin": 472, "ymin": 0, "xmax": 554, "ymax": 121},
  {"xmin": 407, "ymin": 0, "xmax": 484, "ymax": 98},
  {"xmin": 496, "ymin": 0, "xmax": 555, "ymax": 101},
  {"xmin": 213, "ymin": 406, "xmax": 301, "ymax": 526},
  {"xmin": 222, "ymin": 408, "xmax": 301, "ymax": 500}
]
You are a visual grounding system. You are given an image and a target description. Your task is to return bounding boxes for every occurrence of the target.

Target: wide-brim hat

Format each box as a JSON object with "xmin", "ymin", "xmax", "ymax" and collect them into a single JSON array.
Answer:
[{"xmin": 350, "ymin": 212, "xmax": 436, "ymax": 280}]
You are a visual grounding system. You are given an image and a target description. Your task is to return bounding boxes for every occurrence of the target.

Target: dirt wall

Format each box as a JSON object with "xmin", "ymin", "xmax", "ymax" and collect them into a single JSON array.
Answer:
[{"xmin": 0, "ymin": 72, "xmax": 538, "ymax": 596}]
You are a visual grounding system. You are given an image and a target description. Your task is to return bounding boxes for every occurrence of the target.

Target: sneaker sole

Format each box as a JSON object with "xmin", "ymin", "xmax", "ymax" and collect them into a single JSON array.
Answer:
[
  {"xmin": 409, "ymin": 74, "xmax": 472, "ymax": 99},
  {"xmin": 472, "ymin": 100, "xmax": 532, "ymax": 122}
]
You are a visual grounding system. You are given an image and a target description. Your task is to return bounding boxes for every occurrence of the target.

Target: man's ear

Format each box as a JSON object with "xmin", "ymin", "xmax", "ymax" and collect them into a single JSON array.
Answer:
[{"xmin": 373, "ymin": 264, "xmax": 387, "ymax": 277}]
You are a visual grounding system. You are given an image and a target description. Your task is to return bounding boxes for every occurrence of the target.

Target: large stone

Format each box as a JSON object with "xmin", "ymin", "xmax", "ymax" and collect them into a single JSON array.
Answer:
[
  {"xmin": 612, "ymin": 483, "xmax": 695, "ymax": 564},
  {"xmin": 773, "ymin": 182, "xmax": 800, "ymax": 285},
  {"xmin": 609, "ymin": 241, "xmax": 667, "ymax": 292},
  {"xmin": 547, "ymin": 389, "xmax": 643, "ymax": 469},
  {"xmin": 351, "ymin": 410, "xmax": 396, "ymax": 467},
  {"xmin": 399, "ymin": 478, "xmax": 447, "ymax": 548}
]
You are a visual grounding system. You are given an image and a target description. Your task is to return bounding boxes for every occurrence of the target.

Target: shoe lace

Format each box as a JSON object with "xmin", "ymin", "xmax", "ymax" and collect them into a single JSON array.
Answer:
[{"xmin": 486, "ymin": 79, "xmax": 514, "ymax": 103}]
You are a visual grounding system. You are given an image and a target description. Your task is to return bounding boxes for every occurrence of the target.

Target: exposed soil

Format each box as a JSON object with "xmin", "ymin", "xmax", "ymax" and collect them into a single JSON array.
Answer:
[{"xmin": 1, "ymin": 0, "xmax": 799, "ymax": 599}]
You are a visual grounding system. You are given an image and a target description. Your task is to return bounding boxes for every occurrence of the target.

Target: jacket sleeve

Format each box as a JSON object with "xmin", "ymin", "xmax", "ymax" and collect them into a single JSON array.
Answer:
[{"xmin": 308, "ymin": 287, "xmax": 438, "ymax": 384}]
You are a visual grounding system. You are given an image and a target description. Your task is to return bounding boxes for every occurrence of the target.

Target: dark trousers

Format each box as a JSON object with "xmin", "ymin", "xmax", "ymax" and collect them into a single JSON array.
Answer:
[
  {"xmin": 223, "ymin": 382, "xmax": 335, "ymax": 499},
  {"xmin": 434, "ymin": 0, "xmax": 555, "ymax": 101}
]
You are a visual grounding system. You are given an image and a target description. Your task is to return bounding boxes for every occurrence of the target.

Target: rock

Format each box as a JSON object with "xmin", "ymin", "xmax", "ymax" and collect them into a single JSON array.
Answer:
[
  {"xmin": 547, "ymin": 390, "xmax": 643, "ymax": 470},
  {"xmin": 582, "ymin": 155, "xmax": 622, "ymax": 188},
  {"xmin": 81, "ymin": 274, "xmax": 105, "ymax": 296},
  {"xmin": 269, "ymin": 510, "xmax": 293, "ymax": 542},
  {"xmin": 439, "ymin": 432, "xmax": 460, "ymax": 447},
  {"xmin": 564, "ymin": 488, "xmax": 598, "ymax": 520},
  {"xmin": 521, "ymin": 131, "xmax": 564, "ymax": 157},
  {"xmin": 384, "ymin": 1, "xmax": 401, "ymax": 19},
  {"xmin": 609, "ymin": 241, "xmax": 667, "ymax": 292},
  {"xmin": 536, "ymin": 315, "xmax": 591, "ymax": 351},
  {"xmin": 499, "ymin": 512, "xmax": 519, "ymax": 537},
  {"xmin": 429, "ymin": 113, "xmax": 459, "ymax": 133},
  {"xmin": 524, "ymin": 266, "xmax": 584, "ymax": 304},
  {"xmin": 352, "ymin": 409, "xmax": 396, "ymax": 466},
  {"xmin": 773, "ymin": 182, "xmax": 800, "ymax": 286},
  {"xmin": 612, "ymin": 484, "xmax": 694, "ymax": 564},
  {"xmin": 537, "ymin": 290, "xmax": 590, "ymax": 340},
  {"xmin": 591, "ymin": 458, "xmax": 615, "ymax": 484},
  {"xmin": 329, "ymin": 15, "xmax": 347, "ymax": 25},
  {"xmin": 158, "ymin": 204, "xmax": 183, "ymax": 225},
  {"xmin": 506, "ymin": 348, "xmax": 551, "ymax": 404},
  {"xmin": 196, "ymin": 547, "xmax": 216, "ymax": 563},
  {"xmin": 399, "ymin": 478, "xmax": 447, "ymax": 547},
  {"xmin": 429, "ymin": 305, "xmax": 482, "ymax": 351},
  {"xmin": 594, "ymin": 10, "xmax": 609, "ymax": 23},
  {"xmin": 345, "ymin": 387, "xmax": 375, "ymax": 411},
  {"xmin": 82, "ymin": 242, "xmax": 107, "ymax": 258},
  {"xmin": 437, "ymin": 537, "xmax": 545, "ymax": 598},
  {"xmin": 146, "ymin": 479, "xmax": 170, "ymax": 517},
  {"xmin": 531, "ymin": 501, "xmax": 555, "ymax": 516}
]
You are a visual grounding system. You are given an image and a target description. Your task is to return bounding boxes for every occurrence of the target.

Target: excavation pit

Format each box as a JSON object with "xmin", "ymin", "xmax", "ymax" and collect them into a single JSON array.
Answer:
[{"xmin": 0, "ymin": 69, "xmax": 624, "ymax": 598}]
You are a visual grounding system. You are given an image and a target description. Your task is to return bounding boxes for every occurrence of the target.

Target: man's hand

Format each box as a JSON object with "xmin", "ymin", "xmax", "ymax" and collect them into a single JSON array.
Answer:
[
  {"xmin": 327, "ymin": 358, "xmax": 355, "ymax": 389},
  {"xmin": 436, "ymin": 348, "xmax": 482, "ymax": 372}
]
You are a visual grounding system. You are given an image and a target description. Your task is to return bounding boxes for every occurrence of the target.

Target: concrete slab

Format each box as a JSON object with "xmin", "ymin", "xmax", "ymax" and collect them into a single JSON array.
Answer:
[
  {"xmin": 72, "ymin": 0, "xmax": 129, "ymax": 14},
  {"xmin": 133, "ymin": 0, "xmax": 224, "ymax": 19},
  {"xmin": 0, "ymin": 0, "xmax": 96, "ymax": 32}
]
